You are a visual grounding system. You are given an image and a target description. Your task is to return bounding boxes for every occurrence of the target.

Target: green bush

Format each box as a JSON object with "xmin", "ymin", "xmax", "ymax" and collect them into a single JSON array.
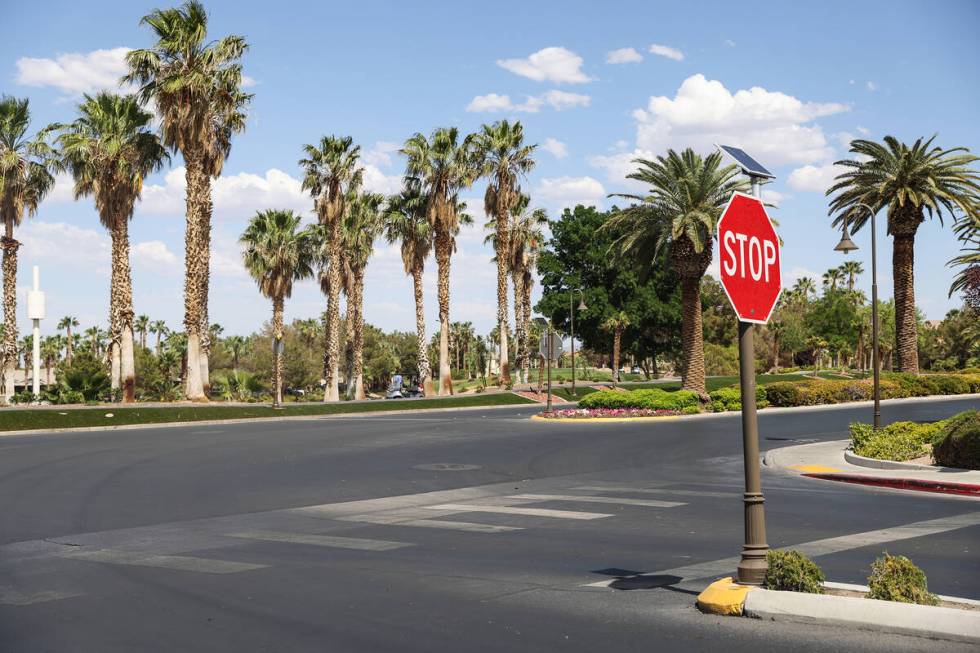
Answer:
[
  {"xmin": 9, "ymin": 390, "xmax": 38, "ymax": 405},
  {"xmin": 681, "ymin": 404, "xmax": 701, "ymax": 415},
  {"xmin": 932, "ymin": 410, "xmax": 980, "ymax": 470},
  {"xmin": 763, "ymin": 550, "xmax": 825, "ymax": 594},
  {"xmin": 850, "ymin": 417, "xmax": 951, "ymax": 461},
  {"xmin": 764, "ymin": 374, "xmax": 975, "ymax": 408},
  {"xmin": 57, "ymin": 389, "xmax": 85, "ymax": 405},
  {"xmin": 578, "ymin": 388, "xmax": 699, "ymax": 411},
  {"xmin": 866, "ymin": 553, "xmax": 938, "ymax": 605},
  {"xmin": 57, "ymin": 352, "xmax": 111, "ymax": 401},
  {"xmin": 704, "ymin": 343, "xmax": 739, "ymax": 376},
  {"xmin": 707, "ymin": 385, "xmax": 768, "ymax": 412}
]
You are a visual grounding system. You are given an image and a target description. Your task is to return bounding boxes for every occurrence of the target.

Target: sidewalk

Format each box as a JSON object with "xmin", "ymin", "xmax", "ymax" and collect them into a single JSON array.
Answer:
[{"xmin": 764, "ymin": 440, "xmax": 980, "ymax": 496}]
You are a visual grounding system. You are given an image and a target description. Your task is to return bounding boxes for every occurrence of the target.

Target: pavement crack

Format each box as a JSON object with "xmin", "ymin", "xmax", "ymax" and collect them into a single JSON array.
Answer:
[{"xmin": 42, "ymin": 538, "xmax": 82, "ymax": 547}]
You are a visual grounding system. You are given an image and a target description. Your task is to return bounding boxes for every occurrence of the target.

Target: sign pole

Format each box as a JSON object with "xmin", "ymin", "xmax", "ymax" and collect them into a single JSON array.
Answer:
[
  {"xmin": 546, "ymin": 328, "xmax": 553, "ymax": 412},
  {"xmin": 736, "ymin": 176, "xmax": 769, "ymax": 585}
]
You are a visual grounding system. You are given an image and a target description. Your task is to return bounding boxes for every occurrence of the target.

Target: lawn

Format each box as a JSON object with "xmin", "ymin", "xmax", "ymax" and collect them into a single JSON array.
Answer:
[{"xmin": 0, "ymin": 393, "xmax": 537, "ymax": 433}]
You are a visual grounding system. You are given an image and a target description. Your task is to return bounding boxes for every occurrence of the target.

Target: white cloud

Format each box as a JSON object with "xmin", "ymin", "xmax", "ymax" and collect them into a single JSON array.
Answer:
[
  {"xmin": 724, "ymin": 39, "xmax": 736, "ymax": 48},
  {"xmin": 648, "ymin": 43, "xmax": 684, "ymax": 61},
  {"xmin": 787, "ymin": 163, "xmax": 842, "ymax": 193},
  {"xmin": 241, "ymin": 75, "xmax": 258, "ymax": 88},
  {"xmin": 856, "ymin": 126, "xmax": 871, "ymax": 136},
  {"xmin": 606, "ymin": 47, "xmax": 643, "ymax": 64},
  {"xmin": 19, "ymin": 221, "xmax": 108, "ymax": 266},
  {"xmin": 496, "ymin": 47, "xmax": 592, "ymax": 84},
  {"xmin": 362, "ymin": 141, "xmax": 402, "ymax": 168},
  {"xmin": 466, "ymin": 90, "xmax": 590, "ymax": 113},
  {"xmin": 623, "ymin": 74, "xmax": 848, "ymax": 169},
  {"xmin": 589, "ymin": 148, "xmax": 655, "ymax": 190},
  {"xmin": 362, "ymin": 164, "xmax": 403, "ymax": 195},
  {"xmin": 866, "ymin": 81, "xmax": 877, "ymax": 91},
  {"xmin": 541, "ymin": 138, "xmax": 568, "ymax": 159},
  {"xmin": 534, "ymin": 176, "xmax": 606, "ymax": 211},
  {"xmin": 762, "ymin": 189, "xmax": 789, "ymax": 206},
  {"xmin": 15, "ymin": 47, "xmax": 131, "ymax": 96},
  {"xmin": 132, "ymin": 240, "xmax": 178, "ymax": 267}
]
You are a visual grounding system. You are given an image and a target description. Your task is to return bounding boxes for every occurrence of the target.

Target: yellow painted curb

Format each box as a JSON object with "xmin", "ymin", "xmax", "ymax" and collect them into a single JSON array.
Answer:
[
  {"xmin": 530, "ymin": 414, "xmax": 682, "ymax": 424},
  {"xmin": 696, "ymin": 577, "xmax": 754, "ymax": 616},
  {"xmin": 788, "ymin": 464, "xmax": 843, "ymax": 473}
]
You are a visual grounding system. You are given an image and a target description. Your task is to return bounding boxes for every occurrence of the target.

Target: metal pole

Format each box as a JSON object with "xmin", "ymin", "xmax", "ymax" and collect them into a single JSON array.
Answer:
[
  {"xmin": 570, "ymin": 291, "xmax": 575, "ymax": 397},
  {"xmin": 546, "ymin": 328, "xmax": 553, "ymax": 412},
  {"xmin": 869, "ymin": 207, "xmax": 881, "ymax": 430},
  {"xmin": 737, "ymin": 176, "xmax": 769, "ymax": 585},
  {"xmin": 31, "ymin": 267, "xmax": 41, "ymax": 399}
]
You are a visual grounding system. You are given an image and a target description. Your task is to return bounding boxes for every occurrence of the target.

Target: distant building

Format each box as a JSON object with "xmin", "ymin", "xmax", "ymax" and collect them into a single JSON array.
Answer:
[{"xmin": 2, "ymin": 365, "xmax": 58, "ymax": 401}]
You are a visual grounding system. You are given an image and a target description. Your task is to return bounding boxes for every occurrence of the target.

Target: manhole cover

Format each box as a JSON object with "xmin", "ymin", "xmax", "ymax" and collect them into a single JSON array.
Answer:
[{"xmin": 412, "ymin": 463, "xmax": 482, "ymax": 471}]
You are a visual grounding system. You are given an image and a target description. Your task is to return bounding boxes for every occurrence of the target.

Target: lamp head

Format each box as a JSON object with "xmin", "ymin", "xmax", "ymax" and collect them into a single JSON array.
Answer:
[
  {"xmin": 834, "ymin": 224, "xmax": 858, "ymax": 254},
  {"xmin": 577, "ymin": 299, "xmax": 587, "ymax": 312}
]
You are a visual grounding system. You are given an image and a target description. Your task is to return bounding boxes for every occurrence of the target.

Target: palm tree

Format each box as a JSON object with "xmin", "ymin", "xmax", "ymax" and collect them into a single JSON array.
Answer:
[
  {"xmin": 828, "ymin": 136, "xmax": 980, "ymax": 373},
  {"xmin": 768, "ymin": 320, "xmax": 785, "ymax": 373},
  {"xmin": 223, "ymin": 334, "xmax": 248, "ymax": 371},
  {"xmin": 383, "ymin": 178, "xmax": 434, "ymax": 395},
  {"xmin": 58, "ymin": 92, "xmax": 168, "ymax": 403},
  {"xmin": 57, "ymin": 316, "xmax": 79, "ymax": 364},
  {"xmin": 134, "ymin": 315, "xmax": 151, "ymax": 349},
  {"xmin": 150, "ymin": 320, "xmax": 168, "ymax": 356},
  {"xmin": 401, "ymin": 127, "xmax": 478, "ymax": 395},
  {"xmin": 792, "ymin": 277, "xmax": 816, "ymax": 306},
  {"xmin": 839, "ymin": 260, "xmax": 863, "ymax": 292},
  {"xmin": 84, "ymin": 326, "xmax": 101, "ymax": 356},
  {"xmin": 606, "ymin": 149, "xmax": 747, "ymax": 398},
  {"xmin": 125, "ymin": 0, "xmax": 251, "ymax": 400},
  {"xmin": 240, "ymin": 209, "xmax": 314, "ymax": 406},
  {"xmin": 299, "ymin": 135, "xmax": 363, "ymax": 402},
  {"xmin": 338, "ymin": 189, "xmax": 384, "ymax": 399},
  {"xmin": 0, "ymin": 96, "xmax": 57, "ymax": 398},
  {"xmin": 472, "ymin": 120, "xmax": 536, "ymax": 387},
  {"xmin": 821, "ymin": 267, "xmax": 843, "ymax": 292},
  {"xmin": 601, "ymin": 311, "xmax": 631, "ymax": 386},
  {"xmin": 41, "ymin": 336, "xmax": 60, "ymax": 385}
]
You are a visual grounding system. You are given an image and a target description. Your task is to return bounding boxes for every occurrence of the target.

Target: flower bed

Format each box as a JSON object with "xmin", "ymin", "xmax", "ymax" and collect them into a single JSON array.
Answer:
[{"xmin": 539, "ymin": 407, "xmax": 682, "ymax": 419}]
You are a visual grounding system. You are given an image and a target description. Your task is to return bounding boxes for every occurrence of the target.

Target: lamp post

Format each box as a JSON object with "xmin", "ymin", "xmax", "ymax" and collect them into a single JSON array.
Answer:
[
  {"xmin": 569, "ymin": 288, "xmax": 587, "ymax": 397},
  {"xmin": 835, "ymin": 202, "xmax": 880, "ymax": 429}
]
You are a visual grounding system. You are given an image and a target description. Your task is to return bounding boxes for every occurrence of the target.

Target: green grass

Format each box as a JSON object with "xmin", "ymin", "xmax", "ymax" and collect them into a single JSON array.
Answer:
[{"xmin": 0, "ymin": 393, "xmax": 536, "ymax": 433}]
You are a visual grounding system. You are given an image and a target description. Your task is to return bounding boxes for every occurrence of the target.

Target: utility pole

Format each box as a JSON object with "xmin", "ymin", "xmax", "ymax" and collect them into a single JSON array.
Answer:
[{"xmin": 27, "ymin": 266, "xmax": 45, "ymax": 400}]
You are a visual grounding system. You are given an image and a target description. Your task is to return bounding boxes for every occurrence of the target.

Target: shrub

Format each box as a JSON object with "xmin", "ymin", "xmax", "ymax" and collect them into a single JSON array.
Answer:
[
  {"xmin": 764, "ymin": 382, "xmax": 805, "ymax": 407},
  {"xmin": 708, "ymin": 385, "xmax": 768, "ymax": 412},
  {"xmin": 763, "ymin": 550, "xmax": 825, "ymax": 594},
  {"xmin": 681, "ymin": 404, "xmax": 701, "ymax": 415},
  {"xmin": 932, "ymin": 410, "xmax": 980, "ymax": 469},
  {"xmin": 866, "ymin": 553, "xmax": 938, "ymax": 605},
  {"xmin": 58, "ymin": 352, "xmax": 111, "ymax": 401},
  {"xmin": 850, "ymin": 421, "xmax": 936, "ymax": 461},
  {"xmin": 704, "ymin": 343, "xmax": 739, "ymax": 376},
  {"xmin": 57, "ymin": 389, "xmax": 85, "ymax": 405},
  {"xmin": 764, "ymin": 374, "xmax": 975, "ymax": 408},
  {"xmin": 9, "ymin": 390, "xmax": 38, "ymax": 405},
  {"xmin": 578, "ymin": 388, "xmax": 699, "ymax": 411}
]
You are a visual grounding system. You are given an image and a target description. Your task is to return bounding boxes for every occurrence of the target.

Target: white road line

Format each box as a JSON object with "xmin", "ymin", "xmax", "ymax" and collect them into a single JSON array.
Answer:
[
  {"xmin": 427, "ymin": 503, "xmax": 611, "ymax": 520},
  {"xmin": 228, "ymin": 531, "xmax": 413, "ymax": 551},
  {"xmin": 63, "ymin": 549, "xmax": 266, "ymax": 574},
  {"xmin": 573, "ymin": 486, "xmax": 733, "ymax": 499},
  {"xmin": 338, "ymin": 514, "xmax": 522, "ymax": 533},
  {"xmin": 584, "ymin": 511, "xmax": 980, "ymax": 587},
  {"xmin": 509, "ymin": 493, "xmax": 685, "ymax": 509},
  {"xmin": 0, "ymin": 587, "xmax": 83, "ymax": 606}
]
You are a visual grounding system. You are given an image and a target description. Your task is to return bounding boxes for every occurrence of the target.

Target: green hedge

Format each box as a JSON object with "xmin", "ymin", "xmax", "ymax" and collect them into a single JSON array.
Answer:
[
  {"xmin": 578, "ymin": 388, "xmax": 700, "ymax": 411},
  {"xmin": 933, "ymin": 410, "xmax": 980, "ymax": 470},
  {"xmin": 708, "ymin": 385, "xmax": 768, "ymax": 413},
  {"xmin": 850, "ymin": 419, "xmax": 949, "ymax": 461},
  {"xmin": 765, "ymin": 373, "xmax": 980, "ymax": 408}
]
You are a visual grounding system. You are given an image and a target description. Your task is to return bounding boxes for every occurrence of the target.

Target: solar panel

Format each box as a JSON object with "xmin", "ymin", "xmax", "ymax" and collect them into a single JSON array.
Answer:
[{"xmin": 718, "ymin": 145, "xmax": 775, "ymax": 179}]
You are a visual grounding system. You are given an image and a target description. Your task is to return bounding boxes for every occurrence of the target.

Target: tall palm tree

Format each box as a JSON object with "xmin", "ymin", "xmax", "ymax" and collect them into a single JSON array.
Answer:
[
  {"xmin": 125, "ymin": 0, "xmax": 251, "ymax": 400},
  {"xmin": 41, "ymin": 335, "xmax": 60, "ymax": 385},
  {"xmin": 0, "ymin": 96, "xmax": 57, "ymax": 398},
  {"xmin": 792, "ymin": 277, "xmax": 816, "ymax": 306},
  {"xmin": 828, "ymin": 136, "xmax": 980, "ymax": 373},
  {"xmin": 134, "ymin": 314, "xmax": 151, "ymax": 350},
  {"xmin": 839, "ymin": 260, "xmax": 864, "ymax": 292},
  {"xmin": 401, "ymin": 127, "xmax": 478, "ymax": 395},
  {"xmin": 821, "ymin": 267, "xmax": 843, "ymax": 292},
  {"xmin": 84, "ymin": 326, "xmax": 101, "ymax": 356},
  {"xmin": 150, "ymin": 319, "xmax": 168, "ymax": 356},
  {"xmin": 58, "ymin": 92, "xmax": 168, "ymax": 403},
  {"xmin": 601, "ymin": 311, "xmax": 631, "ymax": 386},
  {"xmin": 299, "ymin": 135, "xmax": 363, "ymax": 402},
  {"xmin": 383, "ymin": 178, "xmax": 434, "ymax": 395},
  {"xmin": 472, "ymin": 120, "xmax": 536, "ymax": 387},
  {"xmin": 57, "ymin": 316, "xmax": 79, "ymax": 364},
  {"xmin": 340, "ymin": 189, "xmax": 384, "ymax": 400},
  {"xmin": 606, "ymin": 149, "xmax": 747, "ymax": 398},
  {"xmin": 240, "ymin": 209, "xmax": 314, "ymax": 406}
]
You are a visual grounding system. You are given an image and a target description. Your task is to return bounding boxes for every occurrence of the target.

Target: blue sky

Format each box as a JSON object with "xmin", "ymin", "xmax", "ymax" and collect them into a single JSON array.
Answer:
[{"xmin": 4, "ymin": 0, "xmax": 979, "ymax": 338}]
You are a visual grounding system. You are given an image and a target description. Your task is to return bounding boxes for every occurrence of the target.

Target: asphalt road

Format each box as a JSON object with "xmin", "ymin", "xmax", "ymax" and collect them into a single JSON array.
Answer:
[{"xmin": 1, "ymin": 396, "xmax": 978, "ymax": 652}]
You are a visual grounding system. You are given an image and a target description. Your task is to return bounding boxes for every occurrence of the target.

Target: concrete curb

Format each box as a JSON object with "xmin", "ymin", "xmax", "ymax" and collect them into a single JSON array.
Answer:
[
  {"xmin": 843, "ymin": 448, "xmax": 965, "ymax": 473},
  {"xmin": 742, "ymin": 587, "xmax": 980, "ymax": 644},
  {"xmin": 0, "ymin": 401, "xmax": 539, "ymax": 438}
]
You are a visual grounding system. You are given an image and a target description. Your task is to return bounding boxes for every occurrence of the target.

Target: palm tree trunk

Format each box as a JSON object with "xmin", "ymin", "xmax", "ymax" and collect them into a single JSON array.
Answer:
[
  {"xmin": 511, "ymin": 270, "xmax": 525, "ymax": 385},
  {"xmin": 183, "ymin": 152, "xmax": 208, "ymax": 401},
  {"xmin": 436, "ymin": 232, "xmax": 453, "ymax": 396},
  {"xmin": 522, "ymin": 272, "xmax": 533, "ymax": 385},
  {"xmin": 612, "ymin": 327, "xmax": 622, "ymax": 387},
  {"xmin": 323, "ymin": 210, "xmax": 342, "ymax": 402},
  {"xmin": 352, "ymin": 273, "xmax": 366, "ymax": 400},
  {"xmin": 198, "ymin": 184, "xmax": 213, "ymax": 396},
  {"xmin": 892, "ymin": 231, "xmax": 919, "ymax": 373},
  {"xmin": 496, "ymin": 231, "xmax": 510, "ymax": 388},
  {"xmin": 772, "ymin": 335, "xmax": 779, "ymax": 374},
  {"xmin": 112, "ymin": 219, "xmax": 137, "ymax": 403},
  {"xmin": 1, "ymin": 225, "xmax": 19, "ymax": 400},
  {"xmin": 412, "ymin": 267, "xmax": 432, "ymax": 396},
  {"xmin": 537, "ymin": 354, "xmax": 544, "ymax": 394},
  {"xmin": 66, "ymin": 325, "xmax": 73, "ymax": 365},
  {"xmin": 680, "ymin": 276, "xmax": 707, "ymax": 398},
  {"xmin": 272, "ymin": 295, "xmax": 284, "ymax": 407}
]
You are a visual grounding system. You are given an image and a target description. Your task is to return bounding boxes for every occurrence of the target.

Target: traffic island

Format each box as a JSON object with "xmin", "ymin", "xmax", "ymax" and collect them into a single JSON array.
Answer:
[{"xmin": 696, "ymin": 578, "xmax": 980, "ymax": 644}]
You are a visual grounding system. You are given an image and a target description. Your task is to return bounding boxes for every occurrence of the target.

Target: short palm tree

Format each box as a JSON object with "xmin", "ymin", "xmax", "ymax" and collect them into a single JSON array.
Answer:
[
  {"xmin": 240, "ymin": 209, "xmax": 314, "ymax": 407},
  {"xmin": 150, "ymin": 320, "xmax": 168, "ymax": 355},
  {"xmin": 606, "ymin": 149, "xmax": 747, "ymax": 398},
  {"xmin": 340, "ymin": 189, "xmax": 384, "ymax": 400},
  {"xmin": 223, "ymin": 334, "xmax": 248, "ymax": 371},
  {"xmin": 125, "ymin": 0, "xmax": 251, "ymax": 400},
  {"xmin": 822, "ymin": 267, "xmax": 843, "ymax": 292},
  {"xmin": 402, "ymin": 127, "xmax": 478, "ymax": 395},
  {"xmin": 828, "ymin": 135, "xmax": 980, "ymax": 373},
  {"xmin": 299, "ymin": 135, "xmax": 363, "ymax": 402},
  {"xmin": 58, "ymin": 92, "xmax": 168, "ymax": 403},
  {"xmin": 0, "ymin": 96, "xmax": 57, "ymax": 398},
  {"xmin": 383, "ymin": 178, "xmax": 434, "ymax": 395},
  {"xmin": 134, "ymin": 315, "xmax": 150, "ymax": 350},
  {"xmin": 839, "ymin": 261, "xmax": 863, "ymax": 292},
  {"xmin": 792, "ymin": 277, "xmax": 816, "ymax": 306},
  {"xmin": 57, "ymin": 316, "xmax": 80, "ymax": 364},
  {"xmin": 41, "ymin": 335, "xmax": 60, "ymax": 385},
  {"xmin": 601, "ymin": 311, "xmax": 631, "ymax": 386},
  {"xmin": 472, "ymin": 120, "xmax": 536, "ymax": 387}
]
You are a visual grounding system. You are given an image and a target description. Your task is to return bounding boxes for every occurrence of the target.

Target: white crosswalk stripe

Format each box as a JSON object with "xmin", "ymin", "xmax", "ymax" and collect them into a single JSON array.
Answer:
[
  {"xmin": 508, "ymin": 493, "xmax": 685, "ymax": 508},
  {"xmin": 62, "ymin": 549, "xmax": 266, "ymax": 574},
  {"xmin": 338, "ymin": 514, "xmax": 523, "ymax": 533},
  {"xmin": 227, "ymin": 531, "xmax": 413, "ymax": 551},
  {"xmin": 426, "ymin": 503, "xmax": 612, "ymax": 520}
]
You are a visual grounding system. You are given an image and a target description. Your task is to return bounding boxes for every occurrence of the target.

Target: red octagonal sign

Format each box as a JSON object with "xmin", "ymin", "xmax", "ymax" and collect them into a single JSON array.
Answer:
[{"xmin": 717, "ymin": 192, "xmax": 782, "ymax": 324}]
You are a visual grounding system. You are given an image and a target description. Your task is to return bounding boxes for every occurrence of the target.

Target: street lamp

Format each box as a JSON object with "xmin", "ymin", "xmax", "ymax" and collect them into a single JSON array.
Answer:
[
  {"xmin": 533, "ymin": 316, "xmax": 554, "ymax": 411},
  {"xmin": 835, "ymin": 202, "xmax": 880, "ymax": 429},
  {"xmin": 569, "ymin": 288, "xmax": 587, "ymax": 397}
]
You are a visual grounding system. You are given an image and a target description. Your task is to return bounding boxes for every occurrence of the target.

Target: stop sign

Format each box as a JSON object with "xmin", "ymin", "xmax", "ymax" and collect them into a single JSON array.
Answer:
[{"xmin": 717, "ymin": 192, "xmax": 782, "ymax": 324}]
